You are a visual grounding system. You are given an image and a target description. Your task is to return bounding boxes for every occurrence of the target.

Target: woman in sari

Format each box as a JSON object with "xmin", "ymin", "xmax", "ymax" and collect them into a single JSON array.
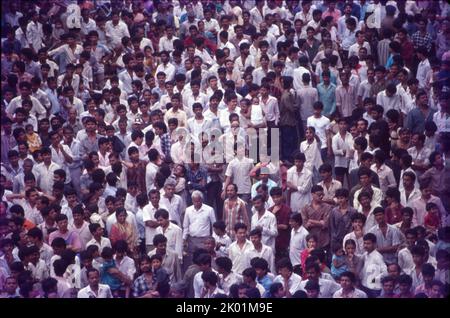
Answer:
[{"xmin": 109, "ymin": 208, "xmax": 139, "ymax": 257}]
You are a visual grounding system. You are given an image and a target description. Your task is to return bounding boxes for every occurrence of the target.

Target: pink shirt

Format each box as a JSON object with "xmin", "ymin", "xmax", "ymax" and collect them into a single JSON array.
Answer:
[{"xmin": 49, "ymin": 230, "xmax": 82, "ymax": 251}]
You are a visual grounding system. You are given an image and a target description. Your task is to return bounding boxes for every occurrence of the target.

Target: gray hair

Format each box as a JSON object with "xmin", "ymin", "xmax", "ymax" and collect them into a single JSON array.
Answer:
[{"xmin": 191, "ymin": 190, "xmax": 204, "ymax": 200}]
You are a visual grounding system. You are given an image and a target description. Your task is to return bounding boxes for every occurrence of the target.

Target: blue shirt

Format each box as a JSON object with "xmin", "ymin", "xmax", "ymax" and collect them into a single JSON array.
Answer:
[
  {"xmin": 251, "ymin": 179, "xmax": 278, "ymax": 199},
  {"xmin": 405, "ymin": 107, "xmax": 436, "ymax": 134},
  {"xmin": 256, "ymin": 274, "xmax": 273, "ymax": 297},
  {"xmin": 317, "ymin": 82, "xmax": 337, "ymax": 116}
]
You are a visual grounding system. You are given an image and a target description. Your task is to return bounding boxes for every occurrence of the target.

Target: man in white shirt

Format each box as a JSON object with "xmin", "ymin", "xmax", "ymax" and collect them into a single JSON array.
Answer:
[
  {"xmin": 398, "ymin": 229, "xmax": 417, "ymax": 273},
  {"xmin": 333, "ymin": 271, "xmax": 368, "ymax": 298},
  {"xmin": 34, "ymin": 147, "xmax": 61, "ymax": 194},
  {"xmin": 243, "ymin": 228, "xmax": 276, "ymax": 274},
  {"xmin": 299, "ymin": 263, "xmax": 341, "ymax": 298},
  {"xmin": 293, "ymin": 56, "xmax": 311, "ymax": 90},
  {"xmin": 155, "ymin": 51, "xmax": 176, "ymax": 82},
  {"xmin": 145, "ymin": 149, "xmax": 161, "ymax": 195},
  {"xmin": 183, "ymin": 191, "xmax": 216, "ymax": 267},
  {"xmin": 159, "ymin": 180, "xmax": 184, "ymax": 226},
  {"xmin": 105, "ymin": 11, "xmax": 130, "ymax": 49},
  {"xmin": 228, "ymin": 223, "xmax": 253, "ymax": 275},
  {"xmin": 143, "ymin": 190, "xmax": 168, "ymax": 253},
  {"xmin": 159, "ymin": 25, "xmax": 179, "ymax": 52},
  {"xmin": 331, "ymin": 118, "xmax": 354, "ymax": 185},
  {"xmin": 376, "ymin": 84, "xmax": 404, "ymax": 114},
  {"xmin": 287, "ymin": 152, "xmax": 313, "ymax": 213},
  {"xmin": 250, "ymin": 195, "xmax": 278, "ymax": 251},
  {"xmin": 360, "ymin": 233, "xmax": 388, "ymax": 298},
  {"xmin": 400, "ymin": 171, "xmax": 421, "ymax": 207},
  {"xmin": 77, "ymin": 268, "xmax": 112, "ymax": 298},
  {"xmin": 289, "ymin": 213, "xmax": 309, "ymax": 271},
  {"xmin": 307, "ymin": 102, "xmax": 331, "ymax": 157},
  {"xmin": 155, "ymin": 208, "xmax": 183, "ymax": 262},
  {"xmin": 26, "ymin": 12, "xmax": 43, "ymax": 53},
  {"xmin": 416, "ymin": 47, "xmax": 431, "ymax": 89},
  {"xmin": 273, "ymin": 258, "xmax": 303, "ymax": 297}
]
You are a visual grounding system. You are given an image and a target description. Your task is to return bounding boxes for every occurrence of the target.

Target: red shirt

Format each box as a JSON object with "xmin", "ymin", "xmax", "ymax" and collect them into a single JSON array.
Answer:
[
  {"xmin": 424, "ymin": 212, "xmax": 440, "ymax": 228},
  {"xmin": 269, "ymin": 204, "xmax": 291, "ymax": 253}
]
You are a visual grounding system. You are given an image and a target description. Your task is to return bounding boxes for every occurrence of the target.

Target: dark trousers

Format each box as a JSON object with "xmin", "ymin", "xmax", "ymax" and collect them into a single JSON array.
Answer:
[
  {"xmin": 267, "ymin": 121, "xmax": 277, "ymax": 155},
  {"xmin": 280, "ymin": 125, "xmax": 299, "ymax": 162},
  {"xmin": 360, "ymin": 286, "xmax": 382, "ymax": 298},
  {"xmin": 206, "ymin": 181, "xmax": 223, "ymax": 220}
]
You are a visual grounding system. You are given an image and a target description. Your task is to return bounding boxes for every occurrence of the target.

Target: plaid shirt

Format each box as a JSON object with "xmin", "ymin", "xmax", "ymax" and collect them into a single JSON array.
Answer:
[
  {"xmin": 132, "ymin": 274, "xmax": 152, "ymax": 298},
  {"xmin": 411, "ymin": 31, "xmax": 432, "ymax": 52},
  {"xmin": 160, "ymin": 133, "xmax": 172, "ymax": 161}
]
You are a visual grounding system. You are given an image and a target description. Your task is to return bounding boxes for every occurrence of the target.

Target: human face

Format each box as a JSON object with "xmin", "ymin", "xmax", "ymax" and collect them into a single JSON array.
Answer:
[
  {"xmin": 189, "ymin": 195, "xmax": 202, "ymax": 210},
  {"xmin": 374, "ymin": 212, "xmax": 385, "ymax": 225},
  {"xmin": 140, "ymin": 259, "xmax": 151, "ymax": 273},
  {"xmin": 150, "ymin": 193, "xmax": 160, "ymax": 207},
  {"xmin": 294, "ymin": 159, "xmax": 304, "ymax": 170},
  {"xmin": 382, "ymin": 280, "xmax": 394, "ymax": 295},
  {"xmin": 279, "ymin": 267, "xmax": 292, "ymax": 280},
  {"xmin": 405, "ymin": 234, "xmax": 416, "ymax": 247},
  {"xmin": 5, "ymin": 278, "xmax": 18, "ymax": 294},
  {"xmin": 252, "ymin": 198, "xmax": 264, "ymax": 211},
  {"xmin": 250, "ymin": 234, "xmax": 261, "ymax": 246},
  {"xmin": 235, "ymin": 228, "xmax": 247, "ymax": 242},
  {"xmin": 306, "ymin": 288, "xmax": 319, "ymax": 298},
  {"xmin": 117, "ymin": 211, "xmax": 127, "ymax": 224},
  {"xmin": 421, "ymin": 187, "xmax": 432, "ymax": 199},
  {"xmin": 307, "ymin": 238, "xmax": 317, "ymax": 249},
  {"xmin": 312, "ymin": 191, "xmax": 324, "ymax": 203},
  {"xmin": 156, "ymin": 216, "xmax": 169, "ymax": 228},
  {"xmin": 363, "ymin": 239, "xmax": 375, "ymax": 252},
  {"xmin": 226, "ymin": 185, "xmax": 237, "ymax": 198},
  {"xmin": 430, "ymin": 285, "xmax": 442, "ymax": 298},
  {"xmin": 203, "ymin": 239, "xmax": 215, "ymax": 252},
  {"xmin": 88, "ymin": 271, "xmax": 100, "ymax": 288},
  {"xmin": 306, "ymin": 268, "xmax": 319, "ymax": 281},
  {"xmin": 340, "ymin": 276, "xmax": 353, "ymax": 290},
  {"xmin": 345, "ymin": 243, "xmax": 356, "ymax": 256}
]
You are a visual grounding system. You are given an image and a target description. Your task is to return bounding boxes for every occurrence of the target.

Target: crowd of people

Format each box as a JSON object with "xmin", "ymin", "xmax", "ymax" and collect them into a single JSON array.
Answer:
[{"xmin": 1, "ymin": 0, "xmax": 450, "ymax": 299}]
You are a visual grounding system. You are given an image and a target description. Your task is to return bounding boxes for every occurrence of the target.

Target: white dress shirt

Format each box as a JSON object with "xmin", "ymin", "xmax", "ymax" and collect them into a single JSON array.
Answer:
[
  {"xmin": 142, "ymin": 203, "xmax": 168, "ymax": 245},
  {"xmin": 225, "ymin": 157, "xmax": 254, "ymax": 194},
  {"xmin": 35, "ymin": 162, "xmax": 61, "ymax": 194},
  {"xmin": 289, "ymin": 226, "xmax": 309, "ymax": 266},
  {"xmin": 273, "ymin": 273, "xmax": 303, "ymax": 295},
  {"xmin": 360, "ymin": 250, "xmax": 387, "ymax": 290},
  {"xmin": 155, "ymin": 222, "xmax": 183, "ymax": 261},
  {"xmin": 287, "ymin": 166, "xmax": 313, "ymax": 213},
  {"xmin": 159, "ymin": 193, "xmax": 184, "ymax": 226},
  {"xmin": 416, "ymin": 58, "xmax": 431, "ymax": 89},
  {"xmin": 333, "ymin": 288, "xmax": 367, "ymax": 298},
  {"xmin": 251, "ymin": 210, "xmax": 278, "ymax": 251},
  {"xmin": 299, "ymin": 278, "xmax": 341, "ymax": 298},
  {"xmin": 243, "ymin": 244, "xmax": 276, "ymax": 274},
  {"xmin": 229, "ymin": 240, "xmax": 253, "ymax": 275},
  {"xmin": 77, "ymin": 284, "xmax": 112, "ymax": 298},
  {"xmin": 182, "ymin": 204, "xmax": 216, "ymax": 240},
  {"xmin": 332, "ymin": 132, "xmax": 354, "ymax": 168}
]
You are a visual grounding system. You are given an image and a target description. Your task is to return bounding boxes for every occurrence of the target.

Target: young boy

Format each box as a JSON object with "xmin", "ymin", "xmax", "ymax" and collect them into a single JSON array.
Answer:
[
  {"xmin": 251, "ymin": 257, "xmax": 274, "ymax": 297},
  {"xmin": 212, "ymin": 221, "xmax": 232, "ymax": 258},
  {"xmin": 378, "ymin": 276, "xmax": 396, "ymax": 298},
  {"xmin": 99, "ymin": 247, "xmax": 121, "ymax": 297}
]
